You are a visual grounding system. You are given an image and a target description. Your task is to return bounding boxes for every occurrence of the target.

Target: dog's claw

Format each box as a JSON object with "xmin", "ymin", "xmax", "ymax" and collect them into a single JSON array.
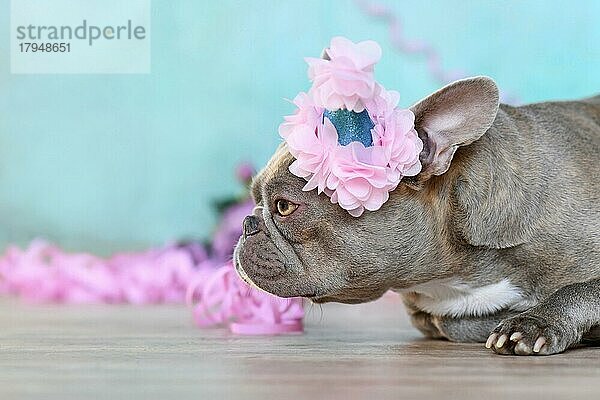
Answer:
[
  {"xmin": 485, "ymin": 333, "xmax": 498, "ymax": 349},
  {"xmin": 495, "ymin": 334, "xmax": 508, "ymax": 349},
  {"xmin": 533, "ymin": 336, "xmax": 546, "ymax": 353},
  {"xmin": 510, "ymin": 332, "xmax": 523, "ymax": 342}
]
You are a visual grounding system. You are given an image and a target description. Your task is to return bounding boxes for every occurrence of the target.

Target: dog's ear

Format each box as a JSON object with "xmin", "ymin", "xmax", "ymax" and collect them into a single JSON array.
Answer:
[{"xmin": 410, "ymin": 77, "xmax": 499, "ymax": 182}]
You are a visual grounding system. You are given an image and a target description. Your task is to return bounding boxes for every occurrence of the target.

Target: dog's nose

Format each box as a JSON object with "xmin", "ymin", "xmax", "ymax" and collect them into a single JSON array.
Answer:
[{"xmin": 243, "ymin": 215, "xmax": 260, "ymax": 238}]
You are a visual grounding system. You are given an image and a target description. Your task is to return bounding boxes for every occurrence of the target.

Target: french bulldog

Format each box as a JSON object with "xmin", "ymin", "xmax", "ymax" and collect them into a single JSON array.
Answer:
[{"xmin": 234, "ymin": 76, "xmax": 600, "ymax": 356}]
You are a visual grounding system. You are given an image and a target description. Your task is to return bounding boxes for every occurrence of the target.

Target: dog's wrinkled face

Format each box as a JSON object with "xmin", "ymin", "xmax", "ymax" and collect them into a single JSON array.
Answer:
[
  {"xmin": 234, "ymin": 145, "xmax": 408, "ymax": 303},
  {"xmin": 234, "ymin": 77, "xmax": 500, "ymax": 304}
]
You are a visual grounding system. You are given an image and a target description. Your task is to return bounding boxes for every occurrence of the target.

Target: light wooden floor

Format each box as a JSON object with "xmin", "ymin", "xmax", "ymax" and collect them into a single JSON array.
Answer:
[{"xmin": 1, "ymin": 297, "xmax": 599, "ymax": 400}]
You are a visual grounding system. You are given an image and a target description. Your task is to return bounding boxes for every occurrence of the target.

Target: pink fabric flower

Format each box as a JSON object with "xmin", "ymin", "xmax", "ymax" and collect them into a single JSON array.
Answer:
[
  {"xmin": 306, "ymin": 36, "xmax": 382, "ymax": 112},
  {"xmin": 279, "ymin": 92, "xmax": 323, "ymax": 140},
  {"xmin": 280, "ymin": 37, "xmax": 423, "ymax": 216}
]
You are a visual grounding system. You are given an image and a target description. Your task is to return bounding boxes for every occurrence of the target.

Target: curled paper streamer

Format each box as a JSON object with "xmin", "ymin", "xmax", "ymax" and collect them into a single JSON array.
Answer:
[
  {"xmin": 0, "ymin": 240, "xmax": 199, "ymax": 304},
  {"xmin": 0, "ymin": 164, "xmax": 303, "ymax": 335},
  {"xmin": 186, "ymin": 261, "xmax": 304, "ymax": 335},
  {"xmin": 355, "ymin": 0, "xmax": 465, "ymax": 84},
  {"xmin": 0, "ymin": 241, "xmax": 304, "ymax": 335},
  {"xmin": 355, "ymin": 0, "xmax": 520, "ymax": 104}
]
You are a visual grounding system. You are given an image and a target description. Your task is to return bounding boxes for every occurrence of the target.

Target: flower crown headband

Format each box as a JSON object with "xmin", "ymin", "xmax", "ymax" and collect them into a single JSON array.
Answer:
[{"xmin": 279, "ymin": 36, "xmax": 423, "ymax": 217}]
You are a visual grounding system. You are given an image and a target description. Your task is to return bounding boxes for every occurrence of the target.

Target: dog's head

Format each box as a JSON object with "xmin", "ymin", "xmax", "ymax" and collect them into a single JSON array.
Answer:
[{"xmin": 234, "ymin": 77, "xmax": 499, "ymax": 303}]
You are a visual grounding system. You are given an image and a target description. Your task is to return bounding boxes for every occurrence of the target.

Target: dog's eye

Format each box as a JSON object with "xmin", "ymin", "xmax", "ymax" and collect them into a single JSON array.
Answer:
[{"xmin": 275, "ymin": 199, "xmax": 298, "ymax": 217}]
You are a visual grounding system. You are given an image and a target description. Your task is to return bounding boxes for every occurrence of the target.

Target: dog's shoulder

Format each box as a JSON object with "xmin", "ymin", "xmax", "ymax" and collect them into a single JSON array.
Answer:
[
  {"xmin": 446, "ymin": 97, "xmax": 600, "ymax": 252},
  {"xmin": 506, "ymin": 97, "xmax": 600, "ymax": 147}
]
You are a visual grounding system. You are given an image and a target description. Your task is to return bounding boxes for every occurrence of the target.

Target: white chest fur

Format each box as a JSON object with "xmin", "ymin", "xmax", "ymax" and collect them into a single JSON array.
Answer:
[{"xmin": 398, "ymin": 279, "xmax": 526, "ymax": 318}]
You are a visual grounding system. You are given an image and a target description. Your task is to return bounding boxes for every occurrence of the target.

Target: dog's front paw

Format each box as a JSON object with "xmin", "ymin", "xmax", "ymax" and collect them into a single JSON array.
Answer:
[{"xmin": 485, "ymin": 313, "xmax": 576, "ymax": 356}]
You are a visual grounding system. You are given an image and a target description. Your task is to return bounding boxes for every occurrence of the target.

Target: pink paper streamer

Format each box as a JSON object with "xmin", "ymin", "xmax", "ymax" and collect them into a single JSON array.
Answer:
[
  {"xmin": 0, "ymin": 240, "xmax": 304, "ymax": 335},
  {"xmin": 355, "ymin": 0, "xmax": 520, "ymax": 104},
  {"xmin": 186, "ymin": 261, "xmax": 304, "ymax": 335},
  {"xmin": 0, "ymin": 240, "xmax": 198, "ymax": 304}
]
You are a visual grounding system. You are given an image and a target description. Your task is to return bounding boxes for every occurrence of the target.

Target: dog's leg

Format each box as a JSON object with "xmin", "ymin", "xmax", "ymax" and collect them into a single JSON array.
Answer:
[
  {"xmin": 405, "ymin": 304, "xmax": 517, "ymax": 342},
  {"xmin": 432, "ymin": 311, "xmax": 518, "ymax": 343},
  {"xmin": 485, "ymin": 278, "xmax": 600, "ymax": 356}
]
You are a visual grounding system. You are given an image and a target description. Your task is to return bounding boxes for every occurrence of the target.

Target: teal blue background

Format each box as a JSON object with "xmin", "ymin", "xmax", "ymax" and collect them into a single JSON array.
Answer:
[{"xmin": 1, "ymin": 0, "xmax": 599, "ymax": 253}]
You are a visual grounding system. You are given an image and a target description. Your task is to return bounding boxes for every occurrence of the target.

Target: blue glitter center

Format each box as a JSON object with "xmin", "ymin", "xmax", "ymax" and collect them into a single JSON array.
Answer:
[{"xmin": 323, "ymin": 109, "xmax": 374, "ymax": 147}]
